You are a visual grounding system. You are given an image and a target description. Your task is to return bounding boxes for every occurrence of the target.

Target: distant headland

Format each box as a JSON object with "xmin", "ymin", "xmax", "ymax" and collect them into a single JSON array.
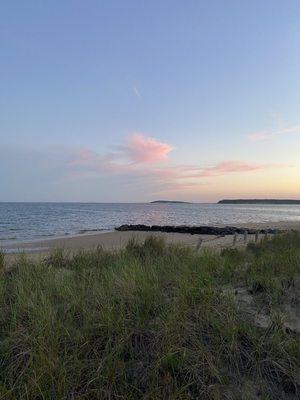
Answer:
[
  {"xmin": 150, "ymin": 200, "xmax": 191, "ymax": 204},
  {"xmin": 218, "ymin": 199, "xmax": 300, "ymax": 205}
]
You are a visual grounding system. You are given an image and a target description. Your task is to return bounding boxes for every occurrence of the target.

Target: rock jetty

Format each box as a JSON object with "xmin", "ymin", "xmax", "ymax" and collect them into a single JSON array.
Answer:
[{"xmin": 115, "ymin": 224, "xmax": 280, "ymax": 235}]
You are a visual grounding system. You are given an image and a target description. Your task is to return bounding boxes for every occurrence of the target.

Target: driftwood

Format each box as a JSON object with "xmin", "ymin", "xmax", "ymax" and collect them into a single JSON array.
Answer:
[{"xmin": 115, "ymin": 224, "xmax": 281, "ymax": 236}]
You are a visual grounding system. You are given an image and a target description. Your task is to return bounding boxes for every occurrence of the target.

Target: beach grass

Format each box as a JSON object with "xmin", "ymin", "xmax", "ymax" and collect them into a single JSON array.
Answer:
[{"xmin": 0, "ymin": 234, "xmax": 299, "ymax": 399}]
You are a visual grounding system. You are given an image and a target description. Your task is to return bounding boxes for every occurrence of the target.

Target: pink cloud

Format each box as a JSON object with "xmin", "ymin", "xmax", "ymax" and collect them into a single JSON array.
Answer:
[
  {"xmin": 125, "ymin": 134, "xmax": 173, "ymax": 163},
  {"xmin": 67, "ymin": 134, "xmax": 286, "ymax": 196},
  {"xmin": 69, "ymin": 150, "xmax": 278, "ymax": 183},
  {"xmin": 147, "ymin": 161, "xmax": 273, "ymax": 181},
  {"xmin": 70, "ymin": 132, "xmax": 173, "ymax": 172},
  {"xmin": 198, "ymin": 161, "xmax": 272, "ymax": 177}
]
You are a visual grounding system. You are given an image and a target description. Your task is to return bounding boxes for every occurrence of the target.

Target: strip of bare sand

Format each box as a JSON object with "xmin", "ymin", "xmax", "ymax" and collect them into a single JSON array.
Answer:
[{"xmin": 2, "ymin": 220, "xmax": 299, "ymax": 264}]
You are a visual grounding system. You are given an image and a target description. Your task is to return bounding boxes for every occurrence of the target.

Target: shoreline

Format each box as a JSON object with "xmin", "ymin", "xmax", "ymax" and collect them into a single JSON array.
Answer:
[
  {"xmin": 2, "ymin": 220, "xmax": 300, "ymax": 247},
  {"xmin": 2, "ymin": 220, "xmax": 300, "ymax": 262},
  {"xmin": 0, "ymin": 229, "xmax": 114, "ymax": 248}
]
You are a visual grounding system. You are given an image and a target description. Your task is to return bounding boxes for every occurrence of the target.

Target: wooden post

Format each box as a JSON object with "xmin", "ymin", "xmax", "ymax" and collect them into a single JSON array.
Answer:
[
  {"xmin": 244, "ymin": 230, "xmax": 248, "ymax": 243},
  {"xmin": 255, "ymin": 232, "xmax": 259, "ymax": 243},
  {"xmin": 196, "ymin": 238, "xmax": 203, "ymax": 250},
  {"xmin": 233, "ymin": 232, "xmax": 237, "ymax": 246}
]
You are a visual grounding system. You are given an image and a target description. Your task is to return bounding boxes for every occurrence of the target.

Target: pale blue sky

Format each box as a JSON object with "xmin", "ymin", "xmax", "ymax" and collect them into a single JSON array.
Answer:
[{"xmin": 1, "ymin": 1, "xmax": 300, "ymax": 202}]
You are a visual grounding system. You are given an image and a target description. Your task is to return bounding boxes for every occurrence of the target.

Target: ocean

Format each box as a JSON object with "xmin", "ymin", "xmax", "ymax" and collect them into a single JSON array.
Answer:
[{"xmin": 0, "ymin": 202, "xmax": 300, "ymax": 244}]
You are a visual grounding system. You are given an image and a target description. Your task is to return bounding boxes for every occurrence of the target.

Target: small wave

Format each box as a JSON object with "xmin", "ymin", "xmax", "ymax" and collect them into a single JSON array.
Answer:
[
  {"xmin": 0, "ymin": 237, "xmax": 17, "ymax": 241},
  {"xmin": 77, "ymin": 229, "xmax": 105, "ymax": 234},
  {"xmin": 3, "ymin": 247, "xmax": 48, "ymax": 254}
]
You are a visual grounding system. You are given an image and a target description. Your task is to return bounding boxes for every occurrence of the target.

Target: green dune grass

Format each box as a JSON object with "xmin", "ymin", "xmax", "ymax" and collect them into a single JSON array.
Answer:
[{"xmin": 0, "ymin": 234, "xmax": 299, "ymax": 399}]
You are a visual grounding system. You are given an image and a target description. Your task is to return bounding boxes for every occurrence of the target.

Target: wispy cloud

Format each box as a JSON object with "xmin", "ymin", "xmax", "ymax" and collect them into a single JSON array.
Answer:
[
  {"xmin": 133, "ymin": 86, "xmax": 141, "ymax": 98},
  {"xmin": 197, "ymin": 161, "xmax": 274, "ymax": 177},
  {"xmin": 248, "ymin": 115, "xmax": 300, "ymax": 141},
  {"xmin": 68, "ymin": 134, "xmax": 283, "ymax": 193},
  {"xmin": 1, "ymin": 135, "xmax": 287, "ymax": 200}
]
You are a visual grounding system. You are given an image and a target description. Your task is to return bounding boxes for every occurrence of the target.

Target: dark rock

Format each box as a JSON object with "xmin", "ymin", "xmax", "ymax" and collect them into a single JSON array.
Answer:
[{"xmin": 115, "ymin": 224, "xmax": 282, "ymax": 235}]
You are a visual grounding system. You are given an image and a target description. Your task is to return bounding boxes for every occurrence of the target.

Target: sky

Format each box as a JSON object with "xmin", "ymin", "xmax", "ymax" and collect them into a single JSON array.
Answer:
[{"xmin": 1, "ymin": 0, "xmax": 300, "ymax": 202}]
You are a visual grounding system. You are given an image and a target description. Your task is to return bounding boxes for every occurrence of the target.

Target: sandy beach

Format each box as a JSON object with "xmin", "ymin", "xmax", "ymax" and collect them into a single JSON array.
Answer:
[{"xmin": 2, "ymin": 220, "xmax": 300, "ymax": 264}]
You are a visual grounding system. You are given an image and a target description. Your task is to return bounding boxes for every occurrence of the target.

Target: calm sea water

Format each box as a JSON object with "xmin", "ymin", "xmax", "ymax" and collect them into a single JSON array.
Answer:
[{"xmin": 1, "ymin": 202, "xmax": 300, "ymax": 244}]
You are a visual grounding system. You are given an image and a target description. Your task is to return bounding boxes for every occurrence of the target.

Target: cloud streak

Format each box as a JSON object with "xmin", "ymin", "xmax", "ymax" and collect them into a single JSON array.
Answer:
[
  {"xmin": 249, "ymin": 123, "xmax": 300, "ymax": 141},
  {"xmin": 197, "ymin": 161, "xmax": 274, "ymax": 177},
  {"xmin": 133, "ymin": 86, "xmax": 141, "ymax": 98}
]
